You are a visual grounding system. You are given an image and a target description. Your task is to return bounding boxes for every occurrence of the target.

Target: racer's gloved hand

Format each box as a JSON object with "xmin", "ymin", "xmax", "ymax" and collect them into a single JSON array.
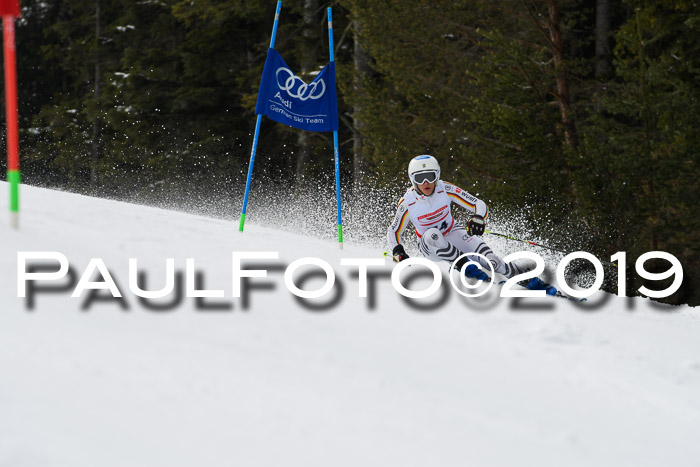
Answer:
[
  {"xmin": 467, "ymin": 215, "xmax": 486, "ymax": 236},
  {"xmin": 392, "ymin": 244, "xmax": 410, "ymax": 262}
]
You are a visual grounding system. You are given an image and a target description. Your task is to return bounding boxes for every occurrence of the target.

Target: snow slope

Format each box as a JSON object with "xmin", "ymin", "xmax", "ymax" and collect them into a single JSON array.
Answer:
[{"xmin": 1, "ymin": 183, "xmax": 699, "ymax": 467}]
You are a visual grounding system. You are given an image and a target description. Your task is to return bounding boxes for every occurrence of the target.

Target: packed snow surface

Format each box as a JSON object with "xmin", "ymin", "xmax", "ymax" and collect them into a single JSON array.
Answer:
[{"xmin": 1, "ymin": 183, "xmax": 699, "ymax": 467}]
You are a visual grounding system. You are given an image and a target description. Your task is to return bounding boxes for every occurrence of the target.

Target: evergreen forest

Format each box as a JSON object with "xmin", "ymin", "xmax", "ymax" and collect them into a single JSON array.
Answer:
[{"xmin": 1, "ymin": 0, "xmax": 699, "ymax": 305}]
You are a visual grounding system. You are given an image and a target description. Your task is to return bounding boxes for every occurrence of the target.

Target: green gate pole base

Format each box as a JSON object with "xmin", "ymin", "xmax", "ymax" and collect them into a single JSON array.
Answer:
[{"xmin": 8, "ymin": 169, "xmax": 20, "ymax": 229}]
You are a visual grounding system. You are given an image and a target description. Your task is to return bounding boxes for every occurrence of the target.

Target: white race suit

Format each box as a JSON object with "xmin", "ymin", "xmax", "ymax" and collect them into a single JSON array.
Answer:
[{"xmin": 386, "ymin": 180, "xmax": 521, "ymax": 278}]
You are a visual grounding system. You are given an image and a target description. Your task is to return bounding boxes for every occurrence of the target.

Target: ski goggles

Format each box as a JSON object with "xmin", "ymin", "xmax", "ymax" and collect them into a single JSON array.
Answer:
[{"xmin": 410, "ymin": 170, "xmax": 438, "ymax": 184}]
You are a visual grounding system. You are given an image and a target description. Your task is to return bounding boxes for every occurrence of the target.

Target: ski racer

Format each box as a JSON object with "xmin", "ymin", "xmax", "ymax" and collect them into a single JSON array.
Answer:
[{"xmin": 387, "ymin": 155, "xmax": 557, "ymax": 295}]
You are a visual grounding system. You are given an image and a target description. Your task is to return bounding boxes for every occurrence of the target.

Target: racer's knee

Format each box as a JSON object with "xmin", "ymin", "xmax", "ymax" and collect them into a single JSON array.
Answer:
[{"xmin": 421, "ymin": 228, "xmax": 447, "ymax": 248}]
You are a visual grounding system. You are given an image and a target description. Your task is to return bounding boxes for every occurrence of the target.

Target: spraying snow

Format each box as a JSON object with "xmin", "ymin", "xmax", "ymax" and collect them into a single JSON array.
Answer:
[{"xmin": 1, "ymin": 182, "xmax": 699, "ymax": 467}]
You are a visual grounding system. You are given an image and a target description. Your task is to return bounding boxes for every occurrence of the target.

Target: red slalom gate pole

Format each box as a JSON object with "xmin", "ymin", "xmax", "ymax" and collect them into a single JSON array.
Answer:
[{"xmin": 1, "ymin": 0, "xmax": 20, "ymax": 229}]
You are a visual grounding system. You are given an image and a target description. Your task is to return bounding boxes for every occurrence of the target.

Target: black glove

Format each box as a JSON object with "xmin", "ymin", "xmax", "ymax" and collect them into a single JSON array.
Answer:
[
  {"xmin": 467, "ymin": 215, "xmax": 486, "ymax": 236},
  {"xmin": 392, "ymin": 244, "xmax": 410, "ymax": 262}
]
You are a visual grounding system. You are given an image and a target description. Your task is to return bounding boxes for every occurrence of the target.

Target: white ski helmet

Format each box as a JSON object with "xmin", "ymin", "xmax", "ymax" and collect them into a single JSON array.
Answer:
[{"xmin": 408, "ymin": 155, "xmax": 441, "ymax": 189}]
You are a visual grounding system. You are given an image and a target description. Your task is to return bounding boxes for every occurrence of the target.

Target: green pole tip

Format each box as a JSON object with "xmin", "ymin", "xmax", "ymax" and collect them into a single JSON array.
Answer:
[{"xmin": 8, "ymin": 169, "xmax": 20, "ymax": 212}]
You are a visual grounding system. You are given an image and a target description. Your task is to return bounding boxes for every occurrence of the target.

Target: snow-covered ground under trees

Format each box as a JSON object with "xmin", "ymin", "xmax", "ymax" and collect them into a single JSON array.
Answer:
[{"xmin": 1, "ymin": 182, "xmax": 699, "ymax": 467}]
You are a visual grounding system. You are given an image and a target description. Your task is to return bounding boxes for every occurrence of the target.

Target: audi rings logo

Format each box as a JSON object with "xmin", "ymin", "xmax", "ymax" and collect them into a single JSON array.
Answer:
[{"xmin": 276, "ymin": 67, "xmax": 326, "ymax": 101}]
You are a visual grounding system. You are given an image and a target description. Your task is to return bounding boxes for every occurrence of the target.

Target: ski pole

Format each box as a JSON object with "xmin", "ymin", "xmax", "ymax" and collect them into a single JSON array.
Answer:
[
  {"xmin": 484, "ymin": 230, "xmax": 617, "ymax": 266},
  {"xmin": 484, "ymin": 230, "xmax": 570, "ymax": 255}
]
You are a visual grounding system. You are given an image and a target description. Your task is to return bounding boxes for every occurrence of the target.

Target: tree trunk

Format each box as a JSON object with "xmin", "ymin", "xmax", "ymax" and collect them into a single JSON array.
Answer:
[
  {"xmin": 91, "ymin": 0, "xmax": 102, "ymax": 187},
  {"xmin": 295, "ymin": 0, "xmax": 319, "ymax": 183},
  {"xmin": 595, "ymin": 0, "xmax": 612, "ymax": 78},
  {"xmin": 351, "ymin": 20, "xmax": 370, "ymax": 188},
  {"xmin": 544, "ymin": 0, "xmax": 585, "ymax": 218},
  {"xmin": 295, "ymin": 131, "xmax": 310, "ymax": 182},
  {"xmin": 546, "ymin": 0, "xmax": 578, "ymax": 150}
]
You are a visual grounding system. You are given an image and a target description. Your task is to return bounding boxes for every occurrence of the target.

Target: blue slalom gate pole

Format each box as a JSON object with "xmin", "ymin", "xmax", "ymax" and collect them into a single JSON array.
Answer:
[
  {"xmin": 328, "ymin": 7, "xmax": 343, "ymax": 248},
  {"xmin": 239, "ymin": 1, "xmax": 282, "ymax": 232}
]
